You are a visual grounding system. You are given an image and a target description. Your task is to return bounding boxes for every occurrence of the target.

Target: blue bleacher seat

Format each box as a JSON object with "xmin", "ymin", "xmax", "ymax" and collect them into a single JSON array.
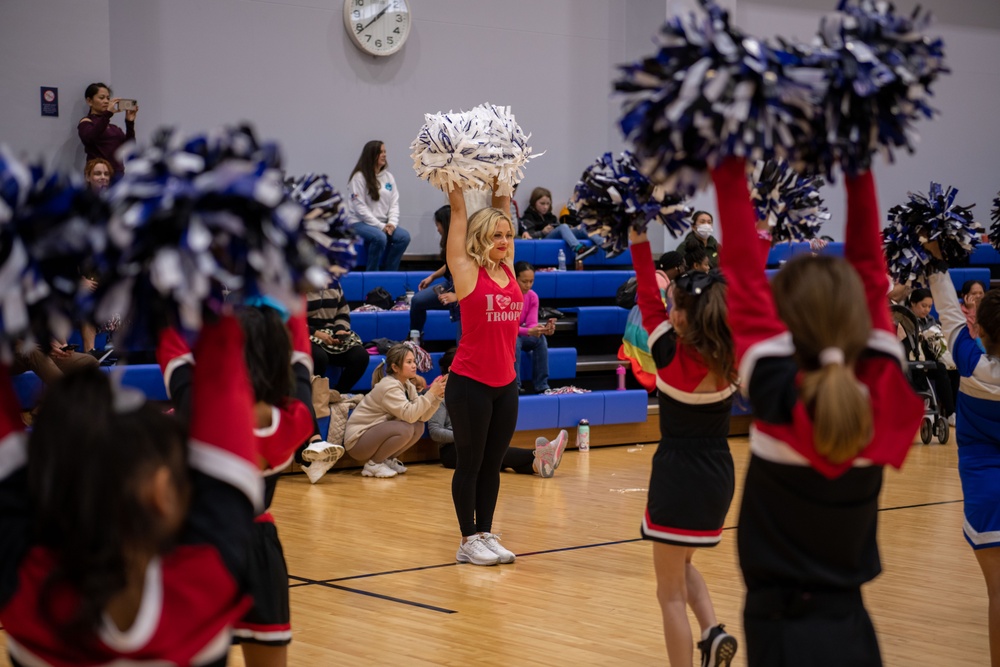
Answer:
[
  {"xmin": 113, "ymin": 365, "xmax": 168, "ymax": 401},
  {"xmin": 423, "ymin": 311, "xmax": 458, "ymax": 341},
  {"xmin": 604, "ymin": 390, "xmax": 648, "ymax": 425},
  {"xmin": 554, "ymin": 272, "xmax": 593, "ymax": 299},
  {"xmin": 350, "ymin": 312, "xmax": 378, "ymax": 343},
  {"xmin": 587, "ymin": 246, "xmax": 632, "ymax": 266},
  {"xmin": 557, "ymin": 393, "xmax": 605, "ymax": 427},
  {"xmin": 519, "ymin": 347, "xmax": 576, "ymax": 381},
  {"xmin": 767, "ymin": 242, "xmax": 810, "ymax": 267},
  {"xmin": 818, "ymin": 242, "xmax": 845, "ymax": 258},
  {"xmin": 515, "ymin": 395, "xmax": 555, "ymax": 430},
  {"xmin": 571, "ymin": 306, "xmax": 629, "ymax": 336},
  {"xmin": 375, "ymin": 311, "xmax": 410, "ymax": 341},
  {"xmin": 970, "ymin": 245, "xmax": 1000, "ymax": 267},
  {"xmin": 327, "ymin": 353, "xmax": 384, "ymax": 392},
  {"xmin": 339, "ymin": 273, "xmax": 364, "ymax": 302},
  {"xmin": 531, "ymin": 271, "xmax": 557, "ymax": 299},
  {"xmin": 532, "ymin": 240, "xmax": 566, "ymax": 267}
]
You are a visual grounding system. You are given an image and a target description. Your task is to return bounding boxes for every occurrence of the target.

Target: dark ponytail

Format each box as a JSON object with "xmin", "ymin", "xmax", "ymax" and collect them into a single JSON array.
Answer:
[
  {"xmin": 28, "ymin": 367, "xmax": 187, "ymax": 638},
  {"xmin": 673, "ymin": 278, "xmax": 737, "ymax": 385},
  {"xmin": 238, "ymin": 305, "xmax": 293, "ymax": 406}
]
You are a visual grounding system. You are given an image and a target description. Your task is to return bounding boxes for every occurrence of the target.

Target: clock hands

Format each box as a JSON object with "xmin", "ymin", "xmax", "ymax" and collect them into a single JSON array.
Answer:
[{"xmin": 361, "ymin": 2, "xmax": 390, "ymax": 32}]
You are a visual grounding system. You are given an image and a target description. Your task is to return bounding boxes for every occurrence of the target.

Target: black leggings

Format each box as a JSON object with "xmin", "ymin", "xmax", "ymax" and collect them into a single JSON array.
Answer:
[
  {"xmin": 446, "ymin": 372, "xmax": 519, "ymax": 537},
  {"xmin": 311, "ymin": 342, "xmax": 370, "ymax": 393},
  {"xmin": 439, "ymin": 443, "xmax": 535, "ymax": 475}
]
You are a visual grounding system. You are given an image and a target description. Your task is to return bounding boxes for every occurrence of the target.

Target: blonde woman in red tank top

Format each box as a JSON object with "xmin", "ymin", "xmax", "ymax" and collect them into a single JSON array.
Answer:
[{"xmin": 445, "ymin": 181, "xmax": 523, "ymax": 566}]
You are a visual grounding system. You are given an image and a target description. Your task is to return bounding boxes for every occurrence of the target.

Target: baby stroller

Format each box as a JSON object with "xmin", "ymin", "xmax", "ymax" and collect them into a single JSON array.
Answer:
[{"xmin": 891, "ymin": 305, "xmax": 949, "ymax": 444}]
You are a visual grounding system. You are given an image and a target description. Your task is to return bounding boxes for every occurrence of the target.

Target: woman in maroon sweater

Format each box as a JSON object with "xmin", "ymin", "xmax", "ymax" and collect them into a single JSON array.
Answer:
[{"xmin": 77, "ymin": 82, "xmax": 137, "ymax": 176}]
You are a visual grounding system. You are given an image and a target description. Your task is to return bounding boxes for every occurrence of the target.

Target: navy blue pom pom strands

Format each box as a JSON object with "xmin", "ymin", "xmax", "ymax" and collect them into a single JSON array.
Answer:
[
  {"xmin": 0, "ymin": 125, "xmax": 355, "ymax": 354},
  {"xmin": 572, "ymin": 151, "xmax": 691, "ymax": 257},
  {"xmin": 882, "ymin": 183, "xmax": 982, "ymax": 286},
  {"xmin": 615, "ymin": 0, "xmax": 947, "ymax": 191},
  {"xmin": 990, "ymin": 193, "xmax": 1000, "ymax": 252},
  {"xmin": 749, "ymin": 159, "xmax": 829, "ymax": 243}
]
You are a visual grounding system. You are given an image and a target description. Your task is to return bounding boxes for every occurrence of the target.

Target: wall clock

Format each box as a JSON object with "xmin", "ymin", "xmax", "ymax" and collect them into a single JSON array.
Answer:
[{"xmin": 344, "ymin": 0, "xmax": 411, "ymax": 57}]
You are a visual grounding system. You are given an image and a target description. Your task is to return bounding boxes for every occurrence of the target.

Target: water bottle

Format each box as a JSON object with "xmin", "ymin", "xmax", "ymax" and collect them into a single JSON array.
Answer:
[
  {"xmin": 576, "ymin": 419, "xmax": 590, "ymax": 452},
  {"xmin": 616, "ymin": 364, "xmax": 627, "ymax": 390},
  {"xmin": 409, "ymin": 329, "xmax": 420, "ymax": 345},
  {"xmin": 557, "ymin": 248, "xmax": 566, "ymax": 271}
]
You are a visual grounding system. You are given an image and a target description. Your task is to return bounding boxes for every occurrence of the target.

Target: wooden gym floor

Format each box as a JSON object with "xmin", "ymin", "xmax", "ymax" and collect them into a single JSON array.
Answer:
[{"xmin": 1, "ymin": 435, "xmax": 987, "ymax": 665}]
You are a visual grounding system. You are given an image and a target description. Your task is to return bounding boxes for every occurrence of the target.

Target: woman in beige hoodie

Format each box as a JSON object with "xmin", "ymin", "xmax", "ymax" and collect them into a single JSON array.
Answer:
[{"xmin": 344, "ymin": 344, "xmax": 447, "ymax": 478}]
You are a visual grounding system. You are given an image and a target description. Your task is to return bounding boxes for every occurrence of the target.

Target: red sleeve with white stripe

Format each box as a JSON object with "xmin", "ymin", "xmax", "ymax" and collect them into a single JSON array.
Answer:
[
  {"xmin": 257, "ymin": 401, "xmax": 315, "ymax": 472},
  {"xmin": 287, "ymin": 301, "xmax": 314, "ymax": 375},
  {"xmin": 713, "ymin": 157, "xmax": 787, "ymax": 362},
  {"xmin": 188, "ymin": 316, "xmax": 263, "ymax": 513},
  {"xmin": 156, "ymin": 326, "xmax": 194, "ymax": 400},
  {"xmin": 631, "ymin": 240, "xmax": 670, "ymax": 341},
  {"xmin": 844, "ymin": 171, "xmax": 893, "ymax": 333}
]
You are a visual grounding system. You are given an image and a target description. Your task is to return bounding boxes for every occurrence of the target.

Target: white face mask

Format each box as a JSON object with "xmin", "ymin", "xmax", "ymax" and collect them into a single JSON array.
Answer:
[{"xmin": 695, "ymin": 225, "xmax": 712, "ymax": 239}]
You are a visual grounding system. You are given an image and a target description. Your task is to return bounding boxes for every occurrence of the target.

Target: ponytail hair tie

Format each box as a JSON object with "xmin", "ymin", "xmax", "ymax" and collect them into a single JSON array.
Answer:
[{"xmin": 818, "ymin": 347, "xmax": 845, "ymax": 367}]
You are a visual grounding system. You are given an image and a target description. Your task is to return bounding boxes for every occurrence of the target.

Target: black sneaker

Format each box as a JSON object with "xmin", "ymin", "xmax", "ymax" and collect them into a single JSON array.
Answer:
[
  {"xmin": 575, "ymin": 244, "xmax": 599, "ymax": 262},
  {"xmin": 698, "ymin": 624, "xmax": 737, "ymax": 667}
]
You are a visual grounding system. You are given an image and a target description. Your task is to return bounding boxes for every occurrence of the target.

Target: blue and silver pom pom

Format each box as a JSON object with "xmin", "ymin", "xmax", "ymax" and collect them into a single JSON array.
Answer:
[
  {"xmin": 882, "ymin": 182, "xmax": 981, "ymax": 286},
  {"xmin": 572, "ymin": 151, "xmax": 691, "ymax": 258},
  {"xmin": 802, "ymin": 0, "xmax": 948, "ymax": 177},
  {"xmin": 615, "ymin": 0, "xmax": 816, "ymax": 197},
  {"xmin": 989, "ymin": 192, "xmax": 1000, "ymax": 251},
  {"xmin": 749, "ymin": 158, "xmax": 829, "ymax": 243},
  {"xmin": 99, "ymin": 125, "xmax": 343, "ymax": 336},
  {"xmin": 410, "ymin": 103, "xmax": 540, "ymax": 197},
  {"xmin": 0, "ymin": 146, "xmax": 107, "ymax": 351},
  {"xmin": 286, "ymin": 172, "xmax": 357, "ymax": 276}
]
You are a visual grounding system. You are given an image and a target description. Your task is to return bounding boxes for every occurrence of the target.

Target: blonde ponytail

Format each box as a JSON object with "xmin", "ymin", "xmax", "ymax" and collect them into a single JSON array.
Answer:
[{"xmin": 799, "ymin": 364, "xmax": 873, "ymax": 463}]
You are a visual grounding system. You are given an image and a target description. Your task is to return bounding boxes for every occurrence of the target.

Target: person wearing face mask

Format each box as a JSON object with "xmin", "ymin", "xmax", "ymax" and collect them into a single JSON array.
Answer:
[{"xmin": 680, "ymin": 211, "xmax": 720, "ymax": 270}]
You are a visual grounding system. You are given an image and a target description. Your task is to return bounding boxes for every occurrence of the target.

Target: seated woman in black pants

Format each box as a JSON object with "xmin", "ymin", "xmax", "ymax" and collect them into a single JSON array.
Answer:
[{"xmin": 307, "ymin": 282, "xmax": 370, "ymax": 393}]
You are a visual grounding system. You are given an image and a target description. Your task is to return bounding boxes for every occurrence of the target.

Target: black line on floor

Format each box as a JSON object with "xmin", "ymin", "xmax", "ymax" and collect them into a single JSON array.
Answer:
[
  {"xmin": 288, "ymin": 499, "xmax": 962, "ymax": 588},
  {"xmin": 313, "ymin": 581, "xmax": 457, "ymax": 614},
  {"xmin": 878, "ymin": 499, "xmax": 963, "ymax": 512}
]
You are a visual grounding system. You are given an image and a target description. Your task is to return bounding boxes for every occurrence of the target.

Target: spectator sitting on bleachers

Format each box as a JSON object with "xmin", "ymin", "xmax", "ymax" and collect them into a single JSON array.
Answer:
[
  {"xmin": 346, "ymin": 140, "xmax": 410, "ymax": 271},
  {"xmin": 520, "ymin": 187, "xmax": 600, "ymax": 262},
  {"xmin": 343, "ymin": 344, "xmax": 446, "ymax": 478},
  {"xmin": 306, "ymin": 282, "xmax": 370, "ymax": 394},
  {"xmin": 514, "ymin": 262, "xmax": 554, "ymax": 395},
  {"xmin": 410, "ymin": 205, "xmax": 461, "ymax": 340},
  {"xmin": 11, "ymin": 339, "xmax": 99, "ymax": 390},
  {"xmin": 429, "ymin": 348, "xmax": 567, "ymax": 477},
  {"xmin": 684, "ymin": 244, "xmax": 711, "ymax": 273},
  {"xmin": 678, "ymin": 211, "xmax": 720, "ymax": 269}
]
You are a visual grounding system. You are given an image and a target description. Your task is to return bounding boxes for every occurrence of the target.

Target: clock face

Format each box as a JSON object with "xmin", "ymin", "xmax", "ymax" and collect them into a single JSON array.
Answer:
[{"xmin": 344, "ymin": 0, "xmax": 411, "ymax": 57}]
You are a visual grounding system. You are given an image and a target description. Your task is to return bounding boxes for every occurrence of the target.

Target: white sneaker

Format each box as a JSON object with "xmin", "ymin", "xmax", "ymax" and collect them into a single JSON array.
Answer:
[
  {"xmin": 533, "ymin": 442, "xmax": 555, "ymax": 478},
  {"xmin": 948, "ymin": 414, "xmax": 956, "ymax": 427},
  {"xmin": 302, "ymin": 440, "xmax": 346, "ymax": 464},
  {"xmin": 362, "ymin": 460, "xmax": 397, "ymax": 478},
  {"xmin": 383, "ymin": 457, "xmax": 408, "ymax": 474},
  {"xmin": 301, "ymin": 459, "xmax": 334, "ymax": 484},
  {"xmin": 550, "ymin": 429, "xmax": 568, "ymax": 469},
  {"xmin": 456, "ymin": 534, "xmax": 500, "ymax": 566},
  {"xmin": 480, "ymin": 533, "xmax": 516, "ymax": 564}
]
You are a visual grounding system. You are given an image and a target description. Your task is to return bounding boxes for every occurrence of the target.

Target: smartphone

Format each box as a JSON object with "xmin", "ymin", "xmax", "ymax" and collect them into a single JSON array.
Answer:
[
  {"xmin": 61, "ymin": 344, "xmax": 79, "ymax": 352},
  {"xmin": 117, "ymin": 99, "xmax": 137, "ymax": 111},
  {"xmin": 433, "ymin": 284, "xmax": 446, "ymax": 296}
]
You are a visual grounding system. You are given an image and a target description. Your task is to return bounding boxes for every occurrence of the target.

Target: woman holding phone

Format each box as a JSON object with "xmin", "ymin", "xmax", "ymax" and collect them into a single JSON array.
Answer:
[
  {"xmin": 514, "ymin": 261, "xmax": 554, "ymax": 394},
  {"xmin": 77, "ymin": 82, "xmax": 137, "ymax": 177}
]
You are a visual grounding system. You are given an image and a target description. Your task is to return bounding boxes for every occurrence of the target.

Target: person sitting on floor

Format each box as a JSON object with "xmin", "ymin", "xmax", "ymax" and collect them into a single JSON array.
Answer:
[
  {"xmin": 429, "ymin": 348, "xmax": 567, "ymax": 477},
  {"xmin": 343, "ymin": 344, "xmax": 446, "ymax": 478}
]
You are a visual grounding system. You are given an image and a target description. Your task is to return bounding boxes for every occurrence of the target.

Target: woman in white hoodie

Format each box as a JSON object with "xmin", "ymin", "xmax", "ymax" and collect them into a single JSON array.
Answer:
[
  {"xmin": 347, "ymin": 140, "xmax": 411, "ymax": 271},
  {"xmin": 344, "ymin": 344, "xmax": 447, "ymax": 477}
]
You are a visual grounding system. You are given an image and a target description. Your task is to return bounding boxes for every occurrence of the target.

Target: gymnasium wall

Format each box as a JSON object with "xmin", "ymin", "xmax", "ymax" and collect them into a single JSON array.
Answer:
[{"xmin": 1, "ymin": 0, "xmax": 998, "ymax": 253}]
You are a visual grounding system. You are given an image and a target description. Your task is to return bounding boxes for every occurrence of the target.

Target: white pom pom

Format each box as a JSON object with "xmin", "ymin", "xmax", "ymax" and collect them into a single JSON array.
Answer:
[{"xmin": 410, "ymin": 103, "xmax": 541, "ymax": 196}]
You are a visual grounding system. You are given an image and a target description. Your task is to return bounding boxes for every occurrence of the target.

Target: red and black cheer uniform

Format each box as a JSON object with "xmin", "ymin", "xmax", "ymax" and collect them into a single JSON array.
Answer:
[
  {"xmin": 447, "ymin": 262, "xmax": 524, "ymax": 537},
  {"xmin": 714, "ymin": 158, "xmax": 923, "ymax": 667},
  {"xmin": 0, "ymin": 317, "xmax": 262, "ymax": 666},
  {"xmin": 632, "ymin": 239, "xmax": 737, "ymax": 547},
  {"xmin": 158, "ymin": 312, "xmax": 314, "ymax": 647}
]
